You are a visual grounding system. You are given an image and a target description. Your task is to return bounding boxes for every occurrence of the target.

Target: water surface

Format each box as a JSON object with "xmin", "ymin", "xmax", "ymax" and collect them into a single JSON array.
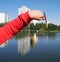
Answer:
[{"xmin": 0, "ymin": 31, "xmax": 60, "ymax": 62}]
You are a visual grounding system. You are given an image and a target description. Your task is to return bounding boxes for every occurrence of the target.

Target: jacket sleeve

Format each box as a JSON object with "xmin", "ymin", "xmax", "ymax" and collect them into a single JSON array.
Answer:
[{"xmin": 0, "ymin": 11, "xmax": 32, "ymax": 45}]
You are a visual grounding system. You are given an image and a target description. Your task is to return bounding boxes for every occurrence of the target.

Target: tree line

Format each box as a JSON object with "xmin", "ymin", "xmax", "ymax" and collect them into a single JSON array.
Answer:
[
  {"xmin": 0, "ymin": 23, "xmax": 60, "ymax": 32},
  {"xmin": 23, "ymin": 23, "xmax": 60, "ymax": 32}
]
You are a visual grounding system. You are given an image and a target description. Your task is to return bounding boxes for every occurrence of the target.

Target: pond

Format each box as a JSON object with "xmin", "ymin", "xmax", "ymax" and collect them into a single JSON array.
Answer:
[{"xmin": 0, "ymin": 31, "xmax": 60, "ymax": 62}]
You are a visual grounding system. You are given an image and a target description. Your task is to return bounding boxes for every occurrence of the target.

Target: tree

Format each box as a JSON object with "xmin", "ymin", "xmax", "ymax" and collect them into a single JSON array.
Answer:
[{"xmin": 30, "ymin": 23, "xmax": 35, "ymax": 30}]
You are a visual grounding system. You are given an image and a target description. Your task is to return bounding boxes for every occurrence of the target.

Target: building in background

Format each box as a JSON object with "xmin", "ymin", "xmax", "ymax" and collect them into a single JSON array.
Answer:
[
  {"xmin": 18, "ymin": 6, "xmax": 38, "ymax": 25},
  {"xmin": 18, "ymin": 6, "xmax": 30, "ymax": 15},
  {"xmin": 18, "ymin": 6, "xmax": 31, "ymax": 31},
  {"xmin": 0, "ymin": 13, "xmax": 9, "ymax": 24}
]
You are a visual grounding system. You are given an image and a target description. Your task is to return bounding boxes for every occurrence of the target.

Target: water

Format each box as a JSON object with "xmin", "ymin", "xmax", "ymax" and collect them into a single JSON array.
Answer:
[{"xmin": 0, "ymin": 31, "xmax": 60, "ymax": 62}]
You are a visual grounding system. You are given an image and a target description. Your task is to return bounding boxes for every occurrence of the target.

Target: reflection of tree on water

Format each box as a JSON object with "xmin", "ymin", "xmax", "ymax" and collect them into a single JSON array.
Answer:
[
  {"xmin": 15, "ymin": 31, "xmax": 38, "ymax": 55},
  {"xmin": 37, "ymin": 32, "xmax": 57, "ymax": 40},
  {"xmin": 15, "ymin": 31, "xmax": 57, "ymax": 55},
  {"xmin": 15, "ymin": 31, "xmax": 29, "ymax": 39},
  {"xmin": 17, "ymin": 31, "xmax": 30, "ymax": 55},
  {"xmin": 0, "ymin": 40, "xmax": 8, "ymax": 48}
]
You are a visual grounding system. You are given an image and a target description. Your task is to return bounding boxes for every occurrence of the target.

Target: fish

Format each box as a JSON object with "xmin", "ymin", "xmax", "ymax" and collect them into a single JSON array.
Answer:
[{"xmin": 30, "ymin": 33, "xmax": 37, "ymax": 47}]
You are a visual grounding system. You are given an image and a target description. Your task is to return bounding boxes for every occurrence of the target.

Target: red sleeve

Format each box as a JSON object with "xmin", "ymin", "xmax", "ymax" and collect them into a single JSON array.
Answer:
[{"xmin": 0, "ymin": 11, "xmax": 32, "ymax": 45}]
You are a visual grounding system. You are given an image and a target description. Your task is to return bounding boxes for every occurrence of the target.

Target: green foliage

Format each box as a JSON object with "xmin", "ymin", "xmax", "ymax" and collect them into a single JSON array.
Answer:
[
  {"xmin": 27, "ymin": 23, "xmax": 60, "ymax": 32},
  {"xmin": 0, "ymin": 22, "xmax": 60, "ymax": 32},
  {"xmin": 58, "ymin": 25, "xmax": 60, "ymax": 31},
  {"xmin": 30, "ymin": 23, "xmax": 35, "ymax": 30},
  {"xmin": 48, "ymin": 23, "xmax": 58, "ymax": 30},
  {"xmin": 0, "ymin": 23, "xmax": 7, "ymax": 27}
]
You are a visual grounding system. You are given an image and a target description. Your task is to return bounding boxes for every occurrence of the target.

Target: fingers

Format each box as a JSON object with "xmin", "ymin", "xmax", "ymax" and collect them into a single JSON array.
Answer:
[
  {"xmin": 39, "ymin": 16, "xmax": 46, "ymax": 20},
  {"xmin": 28, "ymin": 10, "xmax": 46, "ymax": 20}
]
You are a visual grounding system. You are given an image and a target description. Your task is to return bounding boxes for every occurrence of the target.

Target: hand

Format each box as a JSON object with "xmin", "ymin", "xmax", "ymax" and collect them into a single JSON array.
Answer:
[{"xmin": 28, "ymin": 10, "xmax": 45, "ymax": 20}]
